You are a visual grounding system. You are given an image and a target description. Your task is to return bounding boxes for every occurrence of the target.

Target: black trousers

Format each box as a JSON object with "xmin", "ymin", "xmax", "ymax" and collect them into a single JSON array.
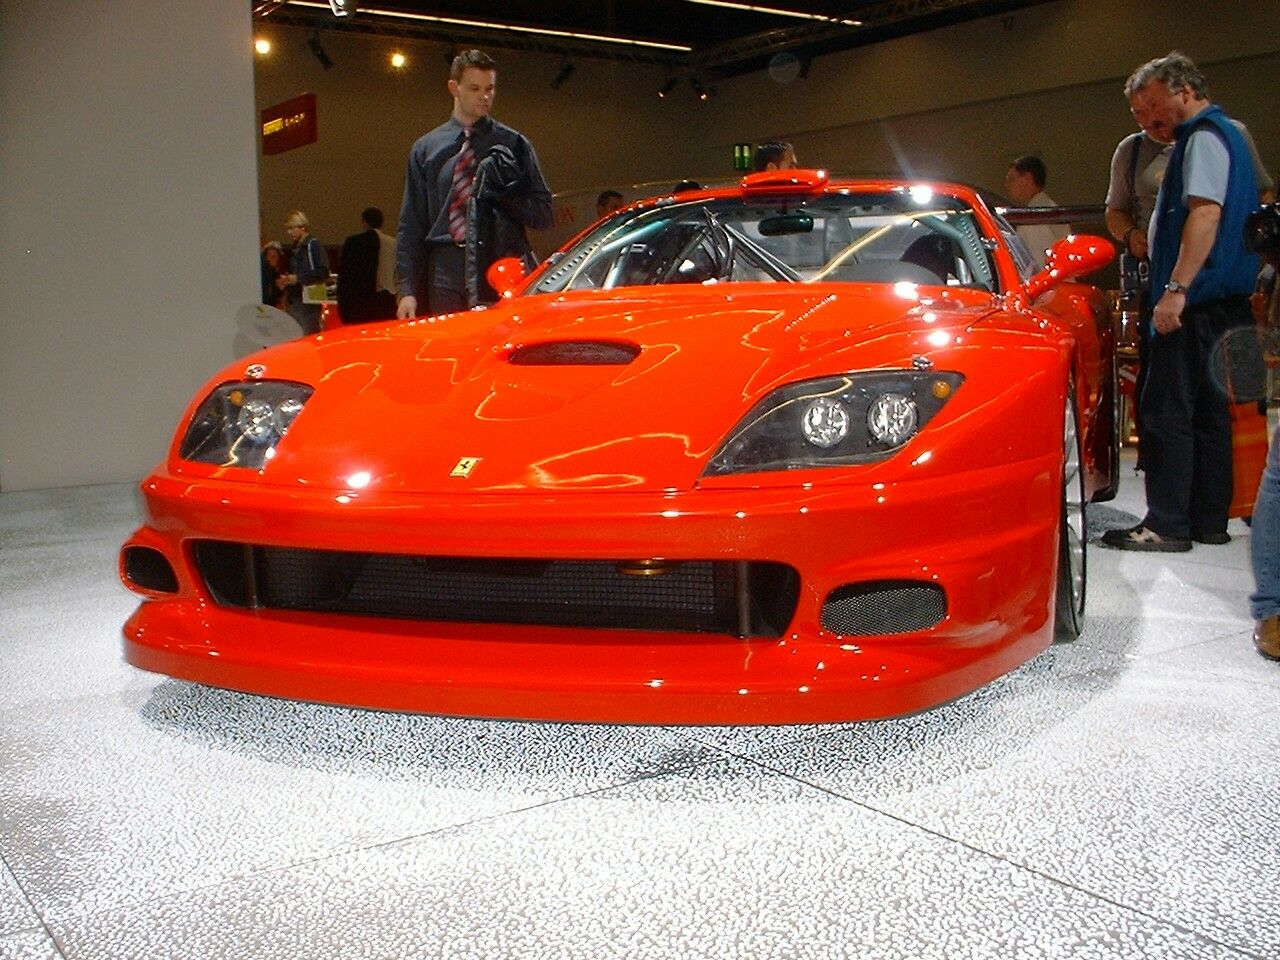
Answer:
[
  {"xmin": 1133, "ymin": 287, "xmax": 1152, "ymax": 471},
  {"xmin": 426, "ymin": 244, "xmax": 467, "ymax": 314},
  {"xmin": 1139, "ymin": 295, "xmax": 1252, "ymax": 538}
]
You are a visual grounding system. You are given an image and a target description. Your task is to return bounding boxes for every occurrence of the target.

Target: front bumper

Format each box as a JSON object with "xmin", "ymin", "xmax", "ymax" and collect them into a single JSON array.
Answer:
[{"xmin": 121, "ymin": 455, "xmax": 1059, "ymax": 725}]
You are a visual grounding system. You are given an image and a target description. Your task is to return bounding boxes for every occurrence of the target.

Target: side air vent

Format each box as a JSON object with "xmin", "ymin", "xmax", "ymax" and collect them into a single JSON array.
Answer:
[
  {"xmin": 508, "ymin": 340, "xmax": 641, "ymax": 366},
  {"xmin": 821, "ymin": 580, "xmax": 946, "ymax": 636},
  {"xmin": 122, "ymin": 546, "xmax": 179, "ymax": 594}
]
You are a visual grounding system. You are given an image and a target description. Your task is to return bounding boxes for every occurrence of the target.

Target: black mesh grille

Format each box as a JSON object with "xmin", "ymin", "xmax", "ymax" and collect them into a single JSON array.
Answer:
[
  {"xmin": 821, "ymin": 581, "xmax": 946, "ymax": 636},
  {"xmin": 193, "ymin": 541, "xmax": 799, "ymax": 638}
]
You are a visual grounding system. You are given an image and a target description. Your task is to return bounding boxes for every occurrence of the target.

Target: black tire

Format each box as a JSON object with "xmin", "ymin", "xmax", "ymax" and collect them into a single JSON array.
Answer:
[
  {"xmin": 1092, "ymin": 351, "xmax": 1122, "ymax": 503},
  {"xmin": 1054, "ymin": 387, "xmax": 1087, "ymax": 642}
]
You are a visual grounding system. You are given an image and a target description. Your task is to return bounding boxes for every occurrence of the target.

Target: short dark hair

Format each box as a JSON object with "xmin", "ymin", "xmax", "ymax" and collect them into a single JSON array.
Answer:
[
  {"xmin": 752, "ymin": 141, "xmax": 793, "ymax": 171},
  {"xmin": 451, "ymin": 49, "xmax": 497, "ymax": 81},
  {"xmin": 1010, "ymin": 155, "xmax": 1047, "ymax": 189},
  {"xmin": 1124, "ymin": 50, "xmax": 1209, "ymax": 99},
  {"xmin": 672, "ymin": 180, "xmax": 701, "ymax": 194},
  {"xmin": 361, "ymin": 207, "xmax": 384, "ymax": 229},
  {"xmin": 596, "ymin": 190, "xmax": 623, "ymax": 208}
]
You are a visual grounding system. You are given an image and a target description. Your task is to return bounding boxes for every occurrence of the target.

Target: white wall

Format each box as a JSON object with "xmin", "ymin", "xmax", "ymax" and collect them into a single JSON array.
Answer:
[
  {"xmin": 0, "ymin": 0, "xmax": 259, "ymax": 491},
  {"xmin": 691, "ymin": 0, "xmax": 1279, "ymax": 205}
]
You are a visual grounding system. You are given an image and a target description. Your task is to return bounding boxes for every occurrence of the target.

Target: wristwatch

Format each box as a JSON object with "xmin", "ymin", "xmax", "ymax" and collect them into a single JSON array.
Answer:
[{"xmin": 1164, "ymin": 279, "xmax": 1188, "ymax": 294}]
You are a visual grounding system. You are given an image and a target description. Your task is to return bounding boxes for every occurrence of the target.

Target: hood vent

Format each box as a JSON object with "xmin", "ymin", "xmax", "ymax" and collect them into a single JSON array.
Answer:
[{"xmin": 508, "ymin": 339, "xmax": 641, "ymax": 366}]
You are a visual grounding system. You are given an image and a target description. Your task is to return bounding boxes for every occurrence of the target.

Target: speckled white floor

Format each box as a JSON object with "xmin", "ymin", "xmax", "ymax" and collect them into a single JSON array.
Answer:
[{"xmin": 1, "ymin": 455, "xmax": 1276, "ymax": 960}]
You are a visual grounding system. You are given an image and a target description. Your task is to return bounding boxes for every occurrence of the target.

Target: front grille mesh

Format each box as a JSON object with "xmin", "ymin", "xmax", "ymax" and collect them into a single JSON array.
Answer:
[
  {"xmin": 193, "ymin": 541, "xmax": 799, "ymax": 637},
  {"xmin": 821, "ymin": 581, "xmax": 947, "ymax": 636}
]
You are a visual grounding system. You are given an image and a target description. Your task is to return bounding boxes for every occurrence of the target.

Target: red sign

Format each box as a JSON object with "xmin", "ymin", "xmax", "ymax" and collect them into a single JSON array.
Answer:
[{"xmin": 261, "ymin": 93, "xmax": 318, "ymax": 155}]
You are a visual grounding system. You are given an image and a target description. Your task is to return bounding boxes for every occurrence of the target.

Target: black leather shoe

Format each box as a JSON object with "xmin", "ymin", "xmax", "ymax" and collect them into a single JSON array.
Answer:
[
  {"xmin": 1100, "ymin": 524, "xmax": 1192, "ymax": 552},
  {"xmin": 1192, "ymin": 531, "xmax": 1231, "ymax": 545}
]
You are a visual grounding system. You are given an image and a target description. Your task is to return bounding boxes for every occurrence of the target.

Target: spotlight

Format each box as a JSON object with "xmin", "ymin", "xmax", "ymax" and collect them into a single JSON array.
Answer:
[
  {"xmin": 657, "ymin": 77, "xmax": 677, "ymax": 98},
  {"xmin": 254, "ymin": 37, "xmax": 271, "ymax": 55},
  {"xmin": 328, "ymin": 0, "xmax": 358, "ymax": 16},
  {"xmin": 550, "ymin": 62, "xmax": 575, "ymax": 90},
  {"xmin": 690, "ymin": 78, "xmax": 710, "ymax": 101},
  {"xmin": 307, "ymin": 32, "xmax": 334, "ymax": 70},
  {"xmin": 390, "ymin": 51, "xmax": 407, "ymax": 69}
]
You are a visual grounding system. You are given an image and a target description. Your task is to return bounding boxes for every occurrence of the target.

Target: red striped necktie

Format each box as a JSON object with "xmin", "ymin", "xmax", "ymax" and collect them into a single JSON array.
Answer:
[{"xmin": 447, "ymin": 127, "xmax": 475, "ymax": 243}]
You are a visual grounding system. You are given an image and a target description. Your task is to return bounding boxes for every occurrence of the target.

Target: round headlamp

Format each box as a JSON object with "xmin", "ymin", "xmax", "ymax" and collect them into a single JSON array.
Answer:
[
  {"xmin": 867, "ymin": 393, "xmax": 918, "ymax": 445},
  {"xmin": 236, "ymin": 399, "xmax": 280, "ymax": 442},
  {"xmin": 802, "ymin": 397, "xmax": 850, "ymax": 448}
]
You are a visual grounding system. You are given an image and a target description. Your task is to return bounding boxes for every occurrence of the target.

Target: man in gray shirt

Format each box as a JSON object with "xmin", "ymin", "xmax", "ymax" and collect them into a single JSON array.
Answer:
[
  {"xmin": 395, "ymin": 49, "xmax": 552, "ymax": 318},
  {"xmin": 1104, "ymin": 115, "xmax": 1272, "ymax": 470}
]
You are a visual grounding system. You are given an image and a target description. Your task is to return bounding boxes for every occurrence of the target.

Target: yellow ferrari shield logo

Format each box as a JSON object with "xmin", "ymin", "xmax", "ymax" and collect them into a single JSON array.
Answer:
[{"xmin": 450, "ymin": 457, "xmax": 481, "ymax": 478}]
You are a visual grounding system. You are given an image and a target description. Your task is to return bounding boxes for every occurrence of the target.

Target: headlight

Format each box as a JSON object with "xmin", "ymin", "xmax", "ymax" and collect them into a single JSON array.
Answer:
[
  {"xmin": 179, "ymin": 380, "xmax": 313, "ymax": 469},
  {"xmin": 704, "ymin": 371, "xmax": 963, "ymax": 476}
]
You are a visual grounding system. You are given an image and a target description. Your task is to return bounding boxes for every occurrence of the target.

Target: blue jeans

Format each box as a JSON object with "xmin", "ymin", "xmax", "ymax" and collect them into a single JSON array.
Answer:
[{"xmin": 1250, "ymin": 431, "xmax": 1280, "ymax": 620}]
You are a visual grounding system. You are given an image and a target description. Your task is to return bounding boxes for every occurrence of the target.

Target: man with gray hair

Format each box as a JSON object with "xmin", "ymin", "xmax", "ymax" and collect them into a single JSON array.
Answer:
[{"xmin": 1102, "ymin": 51, "xmax": 1262, "ymax": 552}]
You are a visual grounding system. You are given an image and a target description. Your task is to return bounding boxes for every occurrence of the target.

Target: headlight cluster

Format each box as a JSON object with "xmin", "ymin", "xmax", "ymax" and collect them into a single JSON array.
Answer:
[
  {"xmin": 179, "ymin": 380, "xmax": 313, "ymax": 469},
  {"xmin": 704, "ymin": 370, "xmax": 963, "ymax": 476}
]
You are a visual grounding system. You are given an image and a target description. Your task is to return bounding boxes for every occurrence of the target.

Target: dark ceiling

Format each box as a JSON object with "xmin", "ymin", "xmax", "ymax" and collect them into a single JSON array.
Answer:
[{"xmin": 255, "ymin": 0, "xmax": 1050, "ymax": 78}]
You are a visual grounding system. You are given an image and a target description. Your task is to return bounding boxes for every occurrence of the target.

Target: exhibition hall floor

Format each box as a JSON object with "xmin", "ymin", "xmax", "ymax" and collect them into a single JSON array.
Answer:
[{"xmin": 1, "ymin": 455, "xmax": 1276, "ymax": 960}]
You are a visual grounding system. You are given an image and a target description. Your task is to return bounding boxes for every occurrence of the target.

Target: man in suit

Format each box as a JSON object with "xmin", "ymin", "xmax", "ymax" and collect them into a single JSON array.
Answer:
[{"xmin": 337, "ymin": 207, "xmax": 397, "ymax": 324}]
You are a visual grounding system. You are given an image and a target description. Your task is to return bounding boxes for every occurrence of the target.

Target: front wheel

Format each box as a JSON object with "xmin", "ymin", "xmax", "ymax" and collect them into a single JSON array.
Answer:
[
  {"xmin": 1054, "ymin": 387, "xmax": 1087, "ymax": 642},
  {"xmin": 1092, "ymin": 350, "xmax": 1122, "ymax": 502}
]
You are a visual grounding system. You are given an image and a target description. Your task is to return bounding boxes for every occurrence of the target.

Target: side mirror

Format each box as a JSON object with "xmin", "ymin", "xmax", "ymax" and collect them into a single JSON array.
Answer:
[
  {"xmin": 1025, "ymin": 234, "xmax": 1115, "ymax": 301},
  {"xmin": 486, "ymin": 257, "xmax": 527, "ymax": 298}
]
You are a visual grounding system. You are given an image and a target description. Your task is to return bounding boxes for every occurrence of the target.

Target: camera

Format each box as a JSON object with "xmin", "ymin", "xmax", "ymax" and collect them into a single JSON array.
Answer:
[{"xmin": 1245, "ymin": 203, "xmax": 1280, "ymax": 254}]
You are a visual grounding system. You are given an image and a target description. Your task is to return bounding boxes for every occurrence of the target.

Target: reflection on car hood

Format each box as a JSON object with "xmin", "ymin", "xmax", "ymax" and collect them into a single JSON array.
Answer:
[{"xmin": 222, "ymin": 286, "xmax": 996, "ymax": 493}]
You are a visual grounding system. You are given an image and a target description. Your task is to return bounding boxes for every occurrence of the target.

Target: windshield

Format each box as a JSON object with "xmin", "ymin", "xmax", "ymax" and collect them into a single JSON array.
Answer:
[{"xmin": 532, "ymin": 190, "xmax": 1000, "ymax": 295}]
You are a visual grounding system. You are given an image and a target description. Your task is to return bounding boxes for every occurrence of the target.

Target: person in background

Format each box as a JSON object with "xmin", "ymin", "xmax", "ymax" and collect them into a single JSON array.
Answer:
[
  {"xmin": 1101, "ymin": 51, "xmax": 1261, "ymax": 552},
  {"xmin": 752, "ymin": 140, "xmax": 797, "ymax": 171},
  {"xmin": 596, "ymin": 190, "xmax": 624, "ymax": 218},
  {"xmin": 1247, "ymin": 202, "xmax": 1280, "ymax": 660},
  {"xmin": 279, "ymin": 211, "xmax": 329, "ymax": 336},
  {"xmin": 1105, "ymin": 97, "xmax": 1273, "ymax": 470},
  {"xmin": 672, "ymin": 180, "xmax": 701, "ymax": 194},
  {"xmin": 395, "ymin": 49, "xmax": 552, "ymax": 318},
  {"xmin": 260, "ymin": 241, "xmax": 286, "ymax": 310},
  {"xmin": 337, "ymin": 207, "xmax": 397, "ymax": 323},
  {"xmin": 1003, "ymin": 155, "xmax": 1069, "ymax": 267}
]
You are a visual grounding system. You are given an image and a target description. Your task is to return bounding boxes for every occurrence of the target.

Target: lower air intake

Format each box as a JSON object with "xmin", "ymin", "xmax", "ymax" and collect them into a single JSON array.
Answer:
[
  {"xmin": 193, "ymin": 541, "xmax": 799, "ymax": 638},
  {"xmin": 821, "ymin": 580, "xmax": 946, "ymax": 636}
]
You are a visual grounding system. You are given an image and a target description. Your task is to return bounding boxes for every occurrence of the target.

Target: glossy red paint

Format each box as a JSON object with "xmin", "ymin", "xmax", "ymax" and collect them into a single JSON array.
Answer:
[{"xmin": 121, "ymin": 177, "xmax": 1116, "ymax": 724}]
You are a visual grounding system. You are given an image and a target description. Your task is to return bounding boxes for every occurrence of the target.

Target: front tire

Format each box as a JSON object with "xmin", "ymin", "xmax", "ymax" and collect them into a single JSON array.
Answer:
[
  {"xmin": 1054, "ymin": 387, "xmax": 1087, "ymax": 642},
  {"xmin": 1092, "ymin": 350, "xmax": 1122, "ymax": 502}
]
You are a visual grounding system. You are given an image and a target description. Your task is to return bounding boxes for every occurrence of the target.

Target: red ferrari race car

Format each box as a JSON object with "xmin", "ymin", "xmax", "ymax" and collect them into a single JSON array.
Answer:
[{"xmin": 120, "ymin": 171, "xmax": 1117, "ymax": 724}]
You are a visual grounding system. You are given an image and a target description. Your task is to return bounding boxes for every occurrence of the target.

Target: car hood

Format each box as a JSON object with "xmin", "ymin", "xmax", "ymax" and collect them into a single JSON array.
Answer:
[{"xmin": 216, "ymin": 285, "xmax": 996, "ymax": 493}]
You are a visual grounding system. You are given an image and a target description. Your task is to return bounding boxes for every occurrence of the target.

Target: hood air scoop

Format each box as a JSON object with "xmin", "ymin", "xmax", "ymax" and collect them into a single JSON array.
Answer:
[{"xmin": 506, "ymin": 339, "xmax": 641, "ymax": 366}]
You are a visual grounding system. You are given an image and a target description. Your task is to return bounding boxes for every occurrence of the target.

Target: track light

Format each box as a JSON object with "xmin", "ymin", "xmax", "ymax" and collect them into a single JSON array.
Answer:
[
  {"xmin": 327, "ymin": 0, "xmax": 357, "ymax": 16},
  {"xmin": 690, "ymin": 78, "xmax": 711, "ymax": 101},
  {"xmin": 550, "ymin": 62, "xmax": 575, "ymax": 90},
  {"xmin": 307, "ymin": 32, "xmax": 334, "ymax": 69},
  {"xmin": 658, "ymin": 77, "xmax": 678, "ymax": 98}
]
